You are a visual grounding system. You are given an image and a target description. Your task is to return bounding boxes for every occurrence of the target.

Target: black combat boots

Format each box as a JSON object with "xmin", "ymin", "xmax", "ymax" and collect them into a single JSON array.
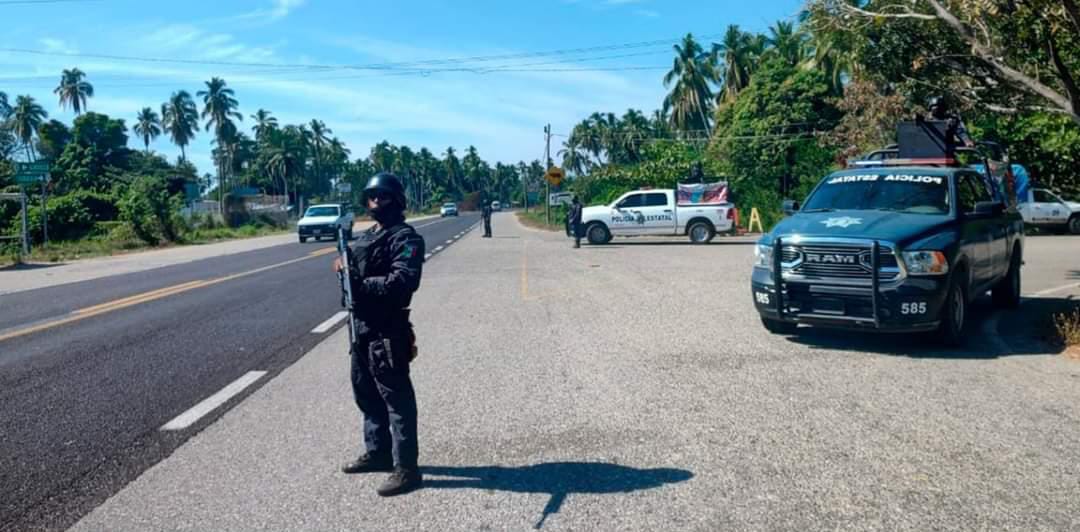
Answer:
[
  {"xmin": 341, "ymin": 452, "xmax": 394, "ymax": 474},
  {"xmin": 376, "ymin": 467, "xmax": 423, "ymax": 497}
]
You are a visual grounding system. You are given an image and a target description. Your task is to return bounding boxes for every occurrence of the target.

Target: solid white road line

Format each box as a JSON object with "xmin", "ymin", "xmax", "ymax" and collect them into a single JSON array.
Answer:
[
  {"xmin": 1031, "ymin": 282, "xmax": 1080, "ymax": 297},
  {"xmin": 161, "ymin": 371, "xmax": 267, "ymax": 431},
  {"xmin": 311, "ymin": 311, "xmax": 348, "ymax": 334}
]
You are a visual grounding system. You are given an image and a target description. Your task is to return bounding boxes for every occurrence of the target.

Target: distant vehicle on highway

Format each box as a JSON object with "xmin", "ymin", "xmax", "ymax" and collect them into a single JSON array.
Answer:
[
  {"xmin": 579, "ymin": 186, "xmax": 735, "ymax": 245},
  {"xmin": 1018, "ymin": 187, "xmax": 1080, "ymax": 234},
  {"xmin": 297, "ymin": 204, "xmax": 353, "ymax": 243},
  {"xmin": 440, "ymin": 202, "xmax": 459, "ymax": 217},
  {"xmin": 752, "ymin": 159, "xmax": 1024, "ymax": 346},
  {"xmin": 491, "ymin": 201, "xmax": 501, "ymax": 212}
]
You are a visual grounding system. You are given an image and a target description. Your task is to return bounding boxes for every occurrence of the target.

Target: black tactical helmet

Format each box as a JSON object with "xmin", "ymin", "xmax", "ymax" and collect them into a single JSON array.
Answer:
[
  {"xmin": 928, "ymin": 96, "xmax": 947, "ymax": 116},
  {"xmin": 363, "ymin": 172, "xmax": 407, "ymax": 209}
]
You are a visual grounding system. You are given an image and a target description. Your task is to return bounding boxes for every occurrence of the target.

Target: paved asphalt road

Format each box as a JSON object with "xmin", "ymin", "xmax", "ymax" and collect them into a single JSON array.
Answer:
[
  {"xmin": 58, "ymin": 215, "xmax": 1080, "ymax": 532},
  {"xmin": 0, "ymin": 213, "xmax": 479, "ymax": 532}
]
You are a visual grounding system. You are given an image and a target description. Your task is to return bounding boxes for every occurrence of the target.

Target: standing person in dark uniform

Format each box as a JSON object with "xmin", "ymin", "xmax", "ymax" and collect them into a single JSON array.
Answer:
[
  {"xmin": 481, "ymin": 201, "xmax": 493, "ymax": 238},
  {"xmin": 569, "ymin": 196, "xmax": 583, "ymax": 249},
  {"xmin": 333, "ymin": 172, "xmax": 426, "ymax": 497},
  {"xmin": 927, "ymin": 96, "xmax": 974, "ymax": 148}
]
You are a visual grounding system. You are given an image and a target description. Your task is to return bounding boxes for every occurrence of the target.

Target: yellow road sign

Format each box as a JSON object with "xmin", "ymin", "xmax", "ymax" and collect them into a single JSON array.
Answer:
[{"xmin": 545, "ymin": 166, "xmax": 565, "ymax": 186}]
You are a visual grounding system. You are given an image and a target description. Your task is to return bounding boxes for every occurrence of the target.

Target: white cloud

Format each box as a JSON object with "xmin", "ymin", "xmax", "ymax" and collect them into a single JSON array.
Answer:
[
  {"xmin": 635, "ymin": 9, "xmax": 660, "ymax": 17},
  {"xmin": 38, "ymin": 38, "xmax": 77, "ymax": 54},
  {"xmin": 139, "ymin": 24, "xmax": 280, "ymax": 64}
]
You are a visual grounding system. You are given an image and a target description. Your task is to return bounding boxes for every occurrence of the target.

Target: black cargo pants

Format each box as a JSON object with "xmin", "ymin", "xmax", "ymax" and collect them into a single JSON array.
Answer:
[{"xmin": 350, "ymin": 326, "xmax": 418, "ymax": 469}]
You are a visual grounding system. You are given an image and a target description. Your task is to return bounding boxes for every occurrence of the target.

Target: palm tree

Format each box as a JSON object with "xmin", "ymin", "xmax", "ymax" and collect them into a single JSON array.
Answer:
[
  {"xmin": 198, "ymin": 77, "xmax": 242, "ymax": 199},
  {"xmin": 10, "ymin": 95, "xmax": 48, "ymax": 161},
  {"xmin": 712, "ymin": 25, "xmax": 757, "ymax": 104},
  {"xmin": 801, "ymin": 9, "xmax": 857, "ymax": 95},
  {"xmin": 620, "ymin": 109, "xmax": 650, "ymax": 163},
  {"xmin": 558, "ymin": 137, "xmax": 589, "ymax": 176},
  {"xmin": 307, "ymin": 119, "xmax": 331, "ymax": 186},
  {"xmin": 765, "ymin": 21, "xmax": 807, "ymax": 67},
  {"xmin": 251, "ymin": 109, "xmax": 278, "ymax": 142},
  {"xmin": 662, "ymin": 33, "xmax": 717, "ymax": 136},
  {"xmin": 162, "ymin": 91, "xmax": 199, "ymax": 161},
  {"xmin": 54, "ymin": 68, "xmax": 94, "ymax": 115},
  {"xmin": 133, "ymin": 107, "xmax": 162, "ymax": 152},
  {"xmin": 0, "ymin": 91, "xmax": 11, "ymax": 120}
]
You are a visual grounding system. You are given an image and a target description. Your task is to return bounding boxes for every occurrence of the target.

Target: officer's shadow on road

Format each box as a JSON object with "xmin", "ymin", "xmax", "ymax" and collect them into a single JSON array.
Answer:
[{"xmin": 421, "ymin": 461, "xmax": 693, "ymax": 529}]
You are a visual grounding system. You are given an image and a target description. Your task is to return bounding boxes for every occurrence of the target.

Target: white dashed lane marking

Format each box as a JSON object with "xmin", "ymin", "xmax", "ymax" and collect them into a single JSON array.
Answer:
[
  {"xmin": 311, "ymin": 311, "xmax": 348, "ymax": 334},
  {"xmin": 160, "ymin": 371, "xmax": 267, "ymax": 431}
]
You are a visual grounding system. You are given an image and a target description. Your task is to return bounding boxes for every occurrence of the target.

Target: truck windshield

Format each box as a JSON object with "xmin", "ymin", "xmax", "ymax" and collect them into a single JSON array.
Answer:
[
  {"xmin": 802, "ymin": 173, "xmax": 950, "ymax": 215},
  {"xmin": 305, "ymin": 207, "xmax": 339, "ymax": 217}
]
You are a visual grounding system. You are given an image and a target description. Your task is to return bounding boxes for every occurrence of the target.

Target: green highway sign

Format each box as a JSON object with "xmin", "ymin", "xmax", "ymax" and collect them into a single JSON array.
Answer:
[
  {"xmin": 14, "ymin": 173, "xmax": 46, "ymax": 185},
  {"xmin": 15, "ymin": 161, "xmax": 49, "ymax": 174},
  {"xmin": 14, "ymin": 161, "xmax": 50, "ymax": 185}
]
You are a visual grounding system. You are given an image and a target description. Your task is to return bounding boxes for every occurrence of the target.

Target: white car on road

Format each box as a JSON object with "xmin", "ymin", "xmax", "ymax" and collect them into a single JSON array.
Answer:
[
  {"xmin": 580, "ymin": 188, "xmax": 735, "ymax": 244},
  {"xmin": 297, "ymin": 204, "xmax": 353, "ymax": 243},
  {"xmin": 440, "ymin": 202, "xmax": 459, "ymax": 217},
  {"xmin": 1019, "ymin": 188, "xmax": 1080, "ymax": 234}
]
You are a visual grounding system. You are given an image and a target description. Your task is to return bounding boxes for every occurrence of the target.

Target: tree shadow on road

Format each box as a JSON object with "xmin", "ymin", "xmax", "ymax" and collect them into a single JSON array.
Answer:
[
  {"xmin": 421, "ymin": 461, "xmax": 693, "ymax": 529},
  {"xmin": 0, "ymin": 262, "xmax": 65, "ymax": 271},
  {"xmin": 586, "ymin": 240, "xmax": 755, "ymax": 248},
  {"xmin": 782, "ymin": 297, "xmax": 1078, "ymax": 359}
]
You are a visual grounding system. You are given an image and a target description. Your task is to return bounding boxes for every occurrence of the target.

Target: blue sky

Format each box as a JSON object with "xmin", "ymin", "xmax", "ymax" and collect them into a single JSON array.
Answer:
[{"xmin": 1, "ymin": 0, "xmax": 804, "ymax": 176}]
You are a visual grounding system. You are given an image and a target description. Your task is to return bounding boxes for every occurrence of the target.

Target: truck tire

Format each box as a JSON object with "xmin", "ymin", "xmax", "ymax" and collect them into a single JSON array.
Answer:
[
  {"xmin": 586, "ymin": 223, "xmax": 611, "ymax": 245},
  {"xmin": 761, "ymin": 317, "xmax": 798, "ymax": 335},
  {"xmin": 299, "ymin": 236, "xmax": 307, "ymax": 244},
  {"xmin": 938, "ymin": 272, "xmax": 968, "ymax": 347},
  {"xmin": 992, "ymin": 247, "xmax": 1021, "ymax": 309},
  {"xmin": 1069, "ymin": 214, "xmax": 1080, "ymax": 235},
  {"xmin": 688, "ymin": 220, "xmax": 715, "ymax": 244}
]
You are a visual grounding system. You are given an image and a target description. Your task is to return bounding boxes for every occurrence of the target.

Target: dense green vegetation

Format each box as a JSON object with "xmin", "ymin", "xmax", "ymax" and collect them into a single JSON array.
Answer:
[{"xmin": 563, "ymin": 1, "xmax": 1080, "ymax": 229}]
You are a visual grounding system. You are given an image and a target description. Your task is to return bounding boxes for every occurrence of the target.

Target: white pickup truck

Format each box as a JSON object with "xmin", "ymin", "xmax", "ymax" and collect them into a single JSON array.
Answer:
[
  {"xmin": 1018, "ymin": 188, "xmax": 1080, "ymax": 234},
  {"xmin": 580, "ymin": 188, "xmax": 735, "ymax": 244},
  {"xmin": 297, "ymin": 204, "xmax": 354, "ymax": 243}
]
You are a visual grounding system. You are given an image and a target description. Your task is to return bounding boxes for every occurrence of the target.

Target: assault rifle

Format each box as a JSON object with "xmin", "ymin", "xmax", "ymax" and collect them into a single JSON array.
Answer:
[{"xmin": 336, "ymin": 226, "xmax": 358, "ymax": 351}]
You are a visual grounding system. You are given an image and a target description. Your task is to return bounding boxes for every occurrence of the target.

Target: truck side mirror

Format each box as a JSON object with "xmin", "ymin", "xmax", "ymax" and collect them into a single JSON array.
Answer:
[{"xmin": 782, "ymin": 200, "xmax": 799, "ymax": 216}]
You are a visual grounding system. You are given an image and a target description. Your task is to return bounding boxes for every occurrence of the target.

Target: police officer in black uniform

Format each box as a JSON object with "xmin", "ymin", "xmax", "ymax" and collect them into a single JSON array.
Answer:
[
  {"xmin": 481, "ymin": 200, "xmax": 493, "ymax": 238},
  {"xmin": 569, "ymin": 196, "xmax": 583, "ymax": 249},
  {"xmin": 927, "ymin": 96, "xmax": 974, "ymax": 148},
  {"xmin": 334, "ymin": 172, "xmax": 426, "ymax": 497}
]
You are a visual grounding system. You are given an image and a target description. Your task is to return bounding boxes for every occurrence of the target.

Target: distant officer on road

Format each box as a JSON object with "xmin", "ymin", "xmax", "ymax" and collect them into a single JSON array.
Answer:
[
  {"xmin": 481, "ymin": 201, "xmax": 493, "ymax": 238},
  {"xmin": 333, "ymin": 172, "xmax": 425, "ymax": 497},
  {"xmin": 569, "ymin": 196, "xmax": 583, "ymax": 249}
]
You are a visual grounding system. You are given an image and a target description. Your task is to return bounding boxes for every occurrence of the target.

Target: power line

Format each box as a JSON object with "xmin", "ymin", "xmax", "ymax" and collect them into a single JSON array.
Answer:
[{"xmin": 0, "ymin": 34, "xmax": 722, "ymax": 73}]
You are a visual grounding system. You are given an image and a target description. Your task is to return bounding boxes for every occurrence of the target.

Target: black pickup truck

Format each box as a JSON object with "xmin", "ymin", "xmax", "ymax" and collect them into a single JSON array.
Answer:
[{"xmin": 751, "ymin": 164, "xmax": 1024, "ymax": 346}]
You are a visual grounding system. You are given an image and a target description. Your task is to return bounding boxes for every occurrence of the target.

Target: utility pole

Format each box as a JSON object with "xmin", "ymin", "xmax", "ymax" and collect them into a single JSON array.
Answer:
[
  {"xmin": 544, "ymin": 124, "xmax": 551, "ymax": 225},
  {"xmin": 41, "ymin": 180, "xmax": 48, "ymax": 246},
  {"xmin": 20, "ymin": 186, "xmax": 29, "ymax": 255}
]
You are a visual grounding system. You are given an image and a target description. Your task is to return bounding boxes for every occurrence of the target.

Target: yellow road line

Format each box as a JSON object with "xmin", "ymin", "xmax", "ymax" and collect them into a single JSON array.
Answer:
[{"xmin": 0, "ymin": 250, "xmax": 335, "ymax": 344}]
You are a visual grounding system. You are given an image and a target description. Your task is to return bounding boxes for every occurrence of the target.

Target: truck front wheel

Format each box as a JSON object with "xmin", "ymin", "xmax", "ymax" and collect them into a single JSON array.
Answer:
[
  {"xmin": 688, "ymin": 221, "xmax": 715, "ymax": 244},
  {"xmin": 586, "ymin": 223, "xmax": 611, "ymax": 245},
  {"xmin": 299, "ymin": 236, "xmax": 307, "ymax": 243},
  {"xmin": 938, "ymin": 274, "xmax": 968, "ymax": 347}
]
